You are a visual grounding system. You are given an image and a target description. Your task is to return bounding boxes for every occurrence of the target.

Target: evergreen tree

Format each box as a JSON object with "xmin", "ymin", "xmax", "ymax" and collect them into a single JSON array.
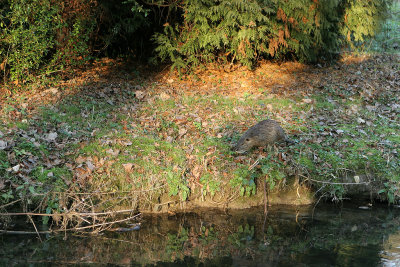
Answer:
[{"xmin": 153, "ymin": 0, "xmax": 390, "ymax": 71}]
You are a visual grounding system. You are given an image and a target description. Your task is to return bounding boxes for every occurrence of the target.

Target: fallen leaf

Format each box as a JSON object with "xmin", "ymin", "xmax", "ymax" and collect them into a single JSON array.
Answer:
[
  {"xmin": 159, "ymin": 92, "xmax": 170, "ymax": 101},
  {"xmin": 33, "ymin": 142, "xmax": 41, "ymax": 148},
  {"xmin": 45, "ymin": 132, "xmax": 58, "ymax": 142},
  {"xmin": 357, "ymin": 117, "xmax": 365, "ymax": 124},
  {"xmin": 52, "ymin": 159, "xmax": 63, "ymax": 166},
  {"xmin": 86, "ymin": 160, "xmax": 95, "ymax": 171},
  {"xmin": 75, "ymin": 156, "xmax": 86, "ymax": 164},
  {"xmin": 122, "ymin": 141, "xmax": 133, "ymax": 146},
  {"xmin": 106, "ymin": 148, "xmax": 120, "ymax": 156},
  {"xmin": 123, "ymin": 163, "xmax": 134, "ymax": 173},
  {"xmin": 0, "ymin": 179, "xmax": 5, "ymax": 190},
  {"xmin": 135, "ymin": 90, "xmax": 145, "ymax": 100},
  {"xmin": 178, "ymin": 127, "xmax": 187, "ymax": 137},
  {"xmin": 12, "ymin": 164, "xmax": 20, "ymax": 172},
  {"xmin": 75, "ymin": 167, "xmax": 90, "ymax": 182},
  {"xmin": 0, "ymin": 140, "xmax": 7, "ymax": 150},
  {"xmin": 192, "ymin": 165, "xmax": 202, "ymax": 180}
]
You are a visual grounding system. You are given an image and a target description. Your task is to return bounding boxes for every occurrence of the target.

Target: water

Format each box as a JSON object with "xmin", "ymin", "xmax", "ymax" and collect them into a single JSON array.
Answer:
[{"xmin": 1, "ymin": 203, "xmax": 400, "ymax": 266}]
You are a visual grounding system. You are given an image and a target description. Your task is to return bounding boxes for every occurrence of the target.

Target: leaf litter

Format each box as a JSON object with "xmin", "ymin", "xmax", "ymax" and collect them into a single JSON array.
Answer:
[{"xmin": 0, "ymin": 55, "xmax": 399, "ymax": 213}]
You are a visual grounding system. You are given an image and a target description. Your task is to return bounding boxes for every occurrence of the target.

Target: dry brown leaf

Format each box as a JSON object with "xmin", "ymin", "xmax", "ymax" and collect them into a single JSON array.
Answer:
[
  {"xmin": 0, "ymin": 179, "xmax": 5, "ymax": 190},
  {"xmin": 135, "ymin": 90, "xmax": 145, "ymax": 100},
  {"xmin": 45, "ymin": 132, "xmax": 58, "ymax": 142},
  {"xmin": 0, "ymin": 140, "xmax": 7, "ymax": 150},
  {"xmin": 75, "ymin": 156, "xmax": 86, "ymax": 164},
  {"xmin": 106, "ymin": 148, "xmax": 120, "ymax": 156},
  {"xmin": 86, "ymin": 160, "xmax": 95, "ymax": 171},
  {"xmin": 178, "ymin": 127, "xmax": 187, "ymax": 137},
  {"xmin": 192, "ymin": 165, "xmax": 202, "ymax": 181},
  {"xmin": 123, "ymin": 163, "xmax": 134, "ymax": 173}
]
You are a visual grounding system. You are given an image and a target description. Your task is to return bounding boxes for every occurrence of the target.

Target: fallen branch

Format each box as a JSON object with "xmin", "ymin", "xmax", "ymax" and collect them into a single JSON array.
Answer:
[
  {"xmin": 28, "ymin": 215, "xmax": 42, "ymax": 242},
  {"xmin": 0, "ymin": 230, "xmax": 52, "ymax": 235},
  {"xmin": 301, "ymin": 175, "xmax": 370, "ymax": 185},
  {"xmin": 72, "ymin": 213, "xmax": 141, "ymax": 232},
  {"xmin": 0, "ymin": 199, "xmax": 22, "ymax": 209},
  {"xmin": 0, "ymin": 213, "xmax": 141, "ymax": 235},
  {"xmin": 0, "ymin": 209, "xmax": 138, "ymax": 217}
]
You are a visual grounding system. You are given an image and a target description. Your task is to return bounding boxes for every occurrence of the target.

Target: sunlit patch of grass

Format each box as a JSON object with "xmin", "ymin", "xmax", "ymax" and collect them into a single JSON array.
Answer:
[
  {"xmin": 153, "ymin": 98, "xmax": 177, "ymax": 111},
  {"xmin": 32, "ymin": 166, "xmax": 72, "ymax": 186},
  {"xmin": 313, "ymin": 95, "xmax": 336, "ymax": 111},
  {"xmin": 15, "ymin": 121, "xmax": 29, "ymax": 130}
]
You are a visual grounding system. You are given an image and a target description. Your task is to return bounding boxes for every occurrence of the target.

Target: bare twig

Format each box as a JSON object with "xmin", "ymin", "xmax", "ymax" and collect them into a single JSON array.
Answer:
[
  {"xmin": 0, "ymin": 199, "xmax": 21, "ymax": 209},
  {"xmin": 0, "ymin": 209, "xmax": 138, "ymax": 217},
  {"xmin": 263, "ymin": 175, "xmax": 268, "ymax": 215},
  {"xmin": 27, "ymin": 215, "xmax": 42, "ymax": 242},
  {"xmin": 300, "ymin": 174, "xmax": 369, "ymax": 185},
  {"xmin": 72, "ymin": 213, "xmax": 141, "ymax": 232},
  {"xmin": 0, "ymin": 230, "xmax": 52, "ymax": 235}
]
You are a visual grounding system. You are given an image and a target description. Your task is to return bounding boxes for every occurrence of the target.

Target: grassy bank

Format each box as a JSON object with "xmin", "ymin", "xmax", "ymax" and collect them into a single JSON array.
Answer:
[{"xmin": 0, "ymin": 55, "xmax": 399, "ymax": 221}]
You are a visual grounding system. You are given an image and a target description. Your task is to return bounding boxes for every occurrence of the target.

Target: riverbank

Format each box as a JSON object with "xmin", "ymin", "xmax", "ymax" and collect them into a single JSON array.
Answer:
[{"xmin": 0, "ymin": 54, "xmax": 399, "ymax": 220}]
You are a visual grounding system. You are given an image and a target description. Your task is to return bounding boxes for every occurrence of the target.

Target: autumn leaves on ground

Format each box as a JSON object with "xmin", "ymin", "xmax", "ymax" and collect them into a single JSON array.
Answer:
[{"xmin": 0, "ymin": 55, "xmax": 399, "ymax": 220}]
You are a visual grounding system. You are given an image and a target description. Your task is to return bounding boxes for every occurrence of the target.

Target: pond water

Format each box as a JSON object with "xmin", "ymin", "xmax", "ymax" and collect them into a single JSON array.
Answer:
[{"xmin": 1, "ymin": 203, "xmax": 400, "ymax": 266}]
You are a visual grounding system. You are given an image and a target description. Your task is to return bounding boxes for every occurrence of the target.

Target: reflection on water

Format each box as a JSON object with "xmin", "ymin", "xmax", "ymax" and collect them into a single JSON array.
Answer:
[
  {"xmin": 1, "ymin": 203, "xmax": 400, "ymax": 266},
  {"xmin": 381, "ymin": 231, "xmax": 400, "ymax": 267}
]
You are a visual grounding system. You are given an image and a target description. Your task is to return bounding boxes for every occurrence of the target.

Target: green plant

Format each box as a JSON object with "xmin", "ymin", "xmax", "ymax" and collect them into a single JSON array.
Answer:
[
  {"xmin": 153, "ymin": 0, "xmax": 389, "ymax": 72},
  {"xmin": 166, "ymin": 170, "xmax": 190, "ymax": 200},
  {"xmin": 1, "ymin": 190, "xmax": 14, "ymax": 202},
  {"xmin": 260, "ymin": 155, "xmax": 285, "ymax": 190},
  {"xmin": 43, "ymin": 197, "xmax": 60, "ymax": 225},
  {"xmin": 230, "ymin": 166, "xmax": 256, "ymax": 197},
  {"xmin": 200, "ymin": 173, "xmax": 221, "ymax": 197}
]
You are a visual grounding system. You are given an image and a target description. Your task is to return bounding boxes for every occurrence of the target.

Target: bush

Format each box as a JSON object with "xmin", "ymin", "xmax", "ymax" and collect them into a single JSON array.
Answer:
[
  {"xmin": 0, "ymin": 0, "xmax": 62, "ymax": 82},
  {"xmin": 0, "ymin": 0, "xmax": 155, "ymax": 83},
  {"xmin": 153, "ymin": 0, "xmax": 390, "ymax": 72}
]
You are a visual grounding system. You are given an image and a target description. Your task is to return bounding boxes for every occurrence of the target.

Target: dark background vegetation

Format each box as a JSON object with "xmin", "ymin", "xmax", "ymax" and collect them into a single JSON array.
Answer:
[{"xmin": 0, "ymin": 0, "xmax": 391, "ymax": 84}]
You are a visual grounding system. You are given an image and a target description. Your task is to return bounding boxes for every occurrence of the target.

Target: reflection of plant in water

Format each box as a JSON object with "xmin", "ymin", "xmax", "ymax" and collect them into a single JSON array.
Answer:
[
  {"xmin": 166, "ymin": 227, "xmax": 189, "ymax": 259},
  {"xmin": 228, "ymin": 224, "xmax": 255, "ymax": 248},
  {"xmin": 199, "ymin": 225, "xmax": 218, "ymax": 245}
]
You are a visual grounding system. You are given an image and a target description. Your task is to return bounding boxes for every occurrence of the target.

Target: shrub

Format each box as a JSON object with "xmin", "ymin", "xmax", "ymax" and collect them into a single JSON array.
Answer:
[{"xmin": 153, "ymin": 0, "xmax": 390, "ymax": 72}]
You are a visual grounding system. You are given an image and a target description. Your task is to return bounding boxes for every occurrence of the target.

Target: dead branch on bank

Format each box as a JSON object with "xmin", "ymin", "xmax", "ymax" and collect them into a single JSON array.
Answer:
[{"xmin": 0, "ymin": 211, "xmax": 141, "ymax": 235}]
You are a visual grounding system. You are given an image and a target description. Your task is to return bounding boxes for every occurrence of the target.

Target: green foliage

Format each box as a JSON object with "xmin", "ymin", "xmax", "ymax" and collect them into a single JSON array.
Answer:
[
  {"xmin": 260, "ymin": 156, "xmax": 285, "ymax": 190},
  {"xmin": 0, "ymin": 0, "xmax": 62, "ymax": 81},
  {"xmin": 228, "ymin": 224, "xmax": 255, "ymax": 248},
  {"xmin": 0, "ymin": 0, "xmax": 157, "ymax": 83},
  {"xmin": 56, "ymin": 16, "xmax": 95, "ymax": 68},
  {"xmin": 0, "ymin": 0, "xmax": 98, "ymax": 83},
  {"xmin": 341, "ymin": 0, "xmax": 389, "ymax": 49},
  {"xmin": 153, "ymin": 0, "xmax": 390, "ymax": 71},
  {"xmin": 153, "ymin": 0, "xmax": 274, "ymax": 72},
  {"xmin": 166, "ymin": 170, "xmax": 190, "ymax": 200},
  {"xmin": 43, "ymin": 197, "xmax": 60, "ymax": 225},
  {"xmin": 370, "ymin": 0, "xmax": 400, "ymax": 52},
  {"xmin": 200, "ymin": 173, "xmax": 221, "ymax": 197},
  {"xmin": 230, "ymin": 166, "xmax": 256, "ymax": 197}
]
